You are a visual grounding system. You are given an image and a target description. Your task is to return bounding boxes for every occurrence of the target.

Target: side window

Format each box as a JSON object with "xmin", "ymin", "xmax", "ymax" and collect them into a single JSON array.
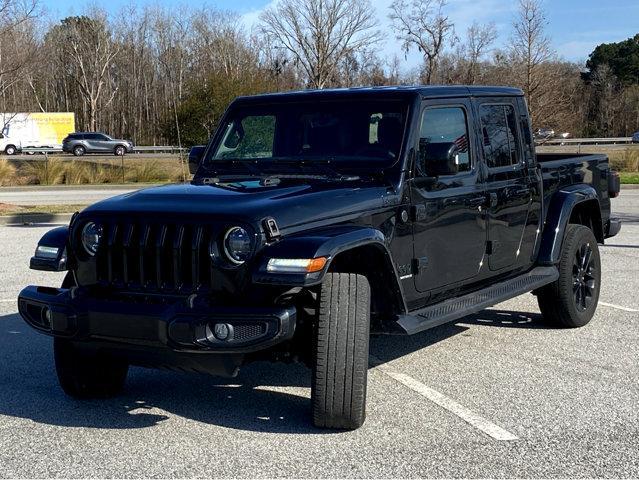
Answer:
[
  {"xmin": 418, "ymin": 107, "xmax": 471, "ymax": 175},
  {"xmin": 479, "ymin": 104, "xmax": 521, "ymax": 168},
  {"xmin": 215, "ymin": 115, "xmax": 276, "ymax": 159}
]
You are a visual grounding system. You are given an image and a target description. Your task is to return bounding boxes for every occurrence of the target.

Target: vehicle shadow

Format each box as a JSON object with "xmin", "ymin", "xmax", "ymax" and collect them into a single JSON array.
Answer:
[{"xmin": 0, "ymin": 308, "xmax": 545, "ymax": 434}]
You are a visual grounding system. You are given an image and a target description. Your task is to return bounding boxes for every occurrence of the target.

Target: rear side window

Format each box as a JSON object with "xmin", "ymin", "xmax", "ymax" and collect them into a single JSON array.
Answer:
[{"xmin": 480, "ymin": 104, "xmax": 521, "ymax": 168}]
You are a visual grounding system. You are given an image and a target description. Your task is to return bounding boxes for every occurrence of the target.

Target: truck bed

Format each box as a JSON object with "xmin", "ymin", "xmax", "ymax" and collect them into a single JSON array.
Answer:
[{"xmin": 536, "ymin": 152, "xmax": 612, "ymax": 230}]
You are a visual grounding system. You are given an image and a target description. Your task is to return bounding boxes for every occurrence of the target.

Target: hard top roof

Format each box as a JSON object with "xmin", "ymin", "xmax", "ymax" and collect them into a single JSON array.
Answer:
[{"xmin": 234, "ymin": 85, "xmax": 524, "ymax": 104}]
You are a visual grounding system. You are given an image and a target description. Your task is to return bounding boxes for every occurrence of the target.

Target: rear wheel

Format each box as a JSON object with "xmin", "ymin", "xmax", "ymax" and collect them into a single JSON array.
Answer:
[
  {"xmin": 537, "ymin": 224, "xmax": 601, "ymax": 327},
  {"xmin": 73, "ymin": 145, "xmax": 85, "ymax": 156},
  {"xmin": 54, "ymin": 338, "xmax": 128, "ymax": 398},
  {"xmin": 311, "ymin": 273, "xmax": 370, "ymax": 430}
]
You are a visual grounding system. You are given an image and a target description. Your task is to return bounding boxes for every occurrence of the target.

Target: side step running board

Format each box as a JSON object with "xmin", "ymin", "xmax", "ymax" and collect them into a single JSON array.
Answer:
[{"xmin": 396, "ymin": 266, "xmax": 559, "ymax": 335}]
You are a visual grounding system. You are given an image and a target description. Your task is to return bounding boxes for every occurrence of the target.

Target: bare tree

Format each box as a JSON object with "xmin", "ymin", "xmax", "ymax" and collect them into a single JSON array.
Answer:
[
  {"xmin": 259, "ymin": 0, "xmax": 381, "ymax": 89},
  {"xmin": 509, "ymin": 0, "xmax": 553, "ymax": 119},
  {"xmin": 0, "ymin": 0, "xmax": 38, "ymax": 106},
  {"xmin": 464, "ymin": 22, "xmax": 497, "ymax": 84},
  {"xmin": 52, "ymin": 13, "xmax": 120, "ymax": 131},
  {"xmin": 389, "ymin": 0, "xmax": 455, "ymax": 84}
]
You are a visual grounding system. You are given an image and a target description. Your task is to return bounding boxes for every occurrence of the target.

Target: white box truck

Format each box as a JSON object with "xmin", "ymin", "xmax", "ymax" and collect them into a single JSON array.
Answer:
[{"xmin": 0, "ymin": 112, "xmax": 76, "ymax": 155}]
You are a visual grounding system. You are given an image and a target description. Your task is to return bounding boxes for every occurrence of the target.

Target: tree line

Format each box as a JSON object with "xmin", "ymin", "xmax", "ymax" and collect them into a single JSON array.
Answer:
[{"xmin": 0, "ymin": 0, "xmax": 637, "ymax": 146}]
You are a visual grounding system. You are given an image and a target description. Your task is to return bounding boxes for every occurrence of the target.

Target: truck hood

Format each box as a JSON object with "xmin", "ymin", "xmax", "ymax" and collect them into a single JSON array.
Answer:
[{"xmin": 82, "ymin": 181, "xmax": 392, "ymax": 231}]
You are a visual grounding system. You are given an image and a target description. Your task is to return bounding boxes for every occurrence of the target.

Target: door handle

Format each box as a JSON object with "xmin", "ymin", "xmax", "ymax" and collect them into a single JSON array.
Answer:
[{"xmin": 467, "ymin": 195, "xmax": 486, "ymax": 207}]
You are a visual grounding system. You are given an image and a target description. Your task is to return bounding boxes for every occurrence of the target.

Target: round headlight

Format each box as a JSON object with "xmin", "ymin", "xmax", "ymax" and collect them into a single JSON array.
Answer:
[
  {"xmin": 223, "ymin": 226, "xmax": 251, "ymax": 264},
  {"xmin": 81, "ymin": 222, "xmax": 103, "ymax": 256}
]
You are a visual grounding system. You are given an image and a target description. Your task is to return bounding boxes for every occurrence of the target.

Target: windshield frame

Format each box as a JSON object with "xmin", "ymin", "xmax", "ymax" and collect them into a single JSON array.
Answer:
[{"xmin": 200, "ymin": 94, "xmax": 417, "ymax": 176}]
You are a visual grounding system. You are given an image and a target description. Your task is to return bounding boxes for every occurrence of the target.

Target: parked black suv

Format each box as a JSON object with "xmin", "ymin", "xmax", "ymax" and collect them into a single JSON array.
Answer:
[
  {"xmin": 62, "ymin": 132, "xmax": 134, "ymax": 156},
  {"xmin": 19, "ymin": 86, "xmax": 621, "ymax": 430}
]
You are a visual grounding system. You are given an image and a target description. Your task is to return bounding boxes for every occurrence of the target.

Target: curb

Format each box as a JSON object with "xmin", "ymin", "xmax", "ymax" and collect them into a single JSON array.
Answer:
[
  {"xmin": 621, "ymin": 184, "xmax": 639, "ymax": 190},
  {"xmin": 0, "ymin": 213, "xmax": 74, "ymax": 226}
]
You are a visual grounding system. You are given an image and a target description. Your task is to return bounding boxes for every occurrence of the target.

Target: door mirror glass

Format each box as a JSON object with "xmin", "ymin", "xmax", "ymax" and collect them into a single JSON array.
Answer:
[
  {"xmin": 418, "ymin": 139, "xmax": 460, "ymax": 177},
  {"xmin": 188, "ymin": 145, "xmax": 206, "ymax": 175}
]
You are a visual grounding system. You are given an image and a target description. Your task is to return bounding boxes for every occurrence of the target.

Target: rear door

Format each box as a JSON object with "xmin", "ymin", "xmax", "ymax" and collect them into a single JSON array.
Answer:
[
  {"xmin": 411, "ymin": 99, "xmax": 487, "ymax": 294},
  {"xmin": 477, "ymin": 98, "xmax": 536, "ymax": 272}
]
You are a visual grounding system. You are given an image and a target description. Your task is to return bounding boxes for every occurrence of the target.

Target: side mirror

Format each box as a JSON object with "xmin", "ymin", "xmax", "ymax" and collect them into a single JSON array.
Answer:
[
  {"xmin": 188, "ymin": 145, "xmax": 206, "ymax": 175},
  {"xmin": 418, "ymin": 140, "xmax": 460, "ymax": 177}
]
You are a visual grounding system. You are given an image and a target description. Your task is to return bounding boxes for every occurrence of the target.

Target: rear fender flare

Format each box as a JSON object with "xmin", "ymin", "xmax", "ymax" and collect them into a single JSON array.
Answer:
[{"xmin": 537, "ymin": 184, "xmax": 601, "ymax": 265}]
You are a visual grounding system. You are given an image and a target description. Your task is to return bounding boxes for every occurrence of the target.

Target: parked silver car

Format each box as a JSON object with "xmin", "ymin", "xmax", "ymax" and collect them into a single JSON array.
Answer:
[{"xmin": 62, "ymin": 132, "xmax": 134, "ymax": 156}]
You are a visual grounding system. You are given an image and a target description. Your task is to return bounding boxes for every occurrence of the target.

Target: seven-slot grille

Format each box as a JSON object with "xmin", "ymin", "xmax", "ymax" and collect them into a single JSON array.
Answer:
[{"xmin": 94, "ymin": 221, "xmax": 216, "ymax": 293}]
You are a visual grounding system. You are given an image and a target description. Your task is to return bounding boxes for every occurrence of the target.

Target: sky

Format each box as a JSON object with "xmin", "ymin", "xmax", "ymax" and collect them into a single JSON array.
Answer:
[{"xmin": 41, "ymin": 0, "xmax": 639, "ymax": 71}]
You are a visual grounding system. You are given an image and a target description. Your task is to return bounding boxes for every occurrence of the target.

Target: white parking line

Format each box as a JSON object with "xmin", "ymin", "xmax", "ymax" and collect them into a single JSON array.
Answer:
[
  {"xmin": 599, "ymin": 301, "xmax": 639, "ymax": 313},
  {"xmin": 0, "ymin": 299, "xmax": 15, "ymax": 303},
  {"xmin": 371, "ymin": 357, "xmax": 519, "ymax": 441}
]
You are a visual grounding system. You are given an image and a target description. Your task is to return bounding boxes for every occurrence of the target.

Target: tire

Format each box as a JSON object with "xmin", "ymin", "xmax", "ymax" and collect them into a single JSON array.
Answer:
[
  {"xmin": 73, "ymin": 145, "xmax": 85, "ymax": 156},
  {"xmin": 537, "ymin": 224, "xmax": 601, "ymax": 328},
  {"xmin": 114, "ymin": 145, "xmax": 126, "ymax": 156},
  {"xmin": 5, "ymin": 145, "xmax": 16, "ymax": 155},
  {"xmin": 54, "ymin": 338, "xmax": 129, "ymax": 399},
  {"xmin": 312, "ymin": 273, "xmax": 370, "ymax": 430}
]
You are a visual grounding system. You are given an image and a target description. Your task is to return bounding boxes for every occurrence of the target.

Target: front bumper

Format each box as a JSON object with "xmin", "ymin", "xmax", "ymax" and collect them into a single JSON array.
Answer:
[{"xmin": 18, "ymin": 285, "xmax": 296, "ymax": 375}]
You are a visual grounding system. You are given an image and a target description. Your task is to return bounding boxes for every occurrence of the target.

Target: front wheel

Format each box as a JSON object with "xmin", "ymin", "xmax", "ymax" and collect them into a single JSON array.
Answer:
[
  {"xmin": 312, "ymin": 273, "xmax": 370, "ymax": 430},
  {"xmin": 4, "ymin": 145, "xmax": 17, "ymax": 155},
  {"xmin": 537, "ymin": 224, "xmax": 601, "ymax": 327},
  {"xmin": 114, "ymin": 145, "xmax": 126, "ymax": 156},
  {"xmin": 54, "ymin": 338, "xmax": 129, "ymax": 398}
]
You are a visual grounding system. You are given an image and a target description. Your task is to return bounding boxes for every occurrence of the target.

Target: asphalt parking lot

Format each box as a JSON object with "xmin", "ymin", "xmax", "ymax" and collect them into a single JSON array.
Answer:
[{"xmin": 0, "ymin": 191, "xmax": 637, "ymax": 478}]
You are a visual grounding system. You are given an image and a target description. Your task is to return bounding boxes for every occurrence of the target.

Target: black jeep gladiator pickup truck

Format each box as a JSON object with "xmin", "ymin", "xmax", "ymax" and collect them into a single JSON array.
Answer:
[{"xmin": 18, "ymin": 86, "xmax": 621, "ymax": 430}]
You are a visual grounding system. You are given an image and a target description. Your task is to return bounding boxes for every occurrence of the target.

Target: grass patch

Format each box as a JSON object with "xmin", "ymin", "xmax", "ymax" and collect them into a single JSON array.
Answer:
[
  {"xmin": 619, "ymin": 172, "xmax": 639, "ymax": 184},
  {"xmin": 1, "ymin": 155, "xmax": 186, "ymax": 186},
  {"xmin": 0, "ymin": 160, "xmax": 17, "ymax": 186},
  {"xmin": 608, "ymin": 148, "xmax": 639, "ymax": 172}
]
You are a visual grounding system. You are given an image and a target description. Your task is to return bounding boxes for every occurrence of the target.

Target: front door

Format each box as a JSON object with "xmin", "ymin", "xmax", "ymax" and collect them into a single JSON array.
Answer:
[
  {"xmin": 411, "ymin": 101, "xmax": 487, "ymax": 294},
  {"xmin": 477, "ymin": 100, "xmax": 535, "ymax": 271}
]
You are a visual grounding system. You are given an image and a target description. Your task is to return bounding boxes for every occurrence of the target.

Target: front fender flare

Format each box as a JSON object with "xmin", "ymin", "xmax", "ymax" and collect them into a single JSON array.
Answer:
[
  {"xmin": 252, "ymin": 225, "xmax": 398, "ymax": 286},
  {"xmin": 30, "ymin": 226, "xmax": 70, "ymax": 271},
  {"xmin": 537, "ymin": 184, "xmax": 600, "ymax": 265}
]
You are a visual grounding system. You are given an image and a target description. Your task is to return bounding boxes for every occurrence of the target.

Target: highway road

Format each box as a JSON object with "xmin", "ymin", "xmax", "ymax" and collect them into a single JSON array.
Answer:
[
  {"xmin": 0, "ymin": 184, "xmax": 154, "ymax": 206},
  {"xmin": 0, "ymin": 192, "xmax": 637, "ymax": 477}
]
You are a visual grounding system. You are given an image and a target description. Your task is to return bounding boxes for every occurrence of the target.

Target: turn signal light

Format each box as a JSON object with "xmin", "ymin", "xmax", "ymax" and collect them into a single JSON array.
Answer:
[{"xmin": 266, "ymin": 257, "xmax": 328, "ymax": 273}]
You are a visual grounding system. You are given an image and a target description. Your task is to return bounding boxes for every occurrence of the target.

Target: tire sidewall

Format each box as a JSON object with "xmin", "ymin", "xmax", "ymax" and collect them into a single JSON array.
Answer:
[
  {"xmin": 559, "ymin": 226, "xmax": 601, "ymax": 327},
  {"xmin": 73, "ymin": 146, "xmax": 85, "ymax": 156},
  {"xmin": 5, "ymin": 145, "xmax": 16, "ymax": 155}
]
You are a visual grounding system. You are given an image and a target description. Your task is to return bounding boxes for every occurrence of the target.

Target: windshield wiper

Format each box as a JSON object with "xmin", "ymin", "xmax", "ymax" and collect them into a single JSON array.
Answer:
[
  {"xmin": 259, "ymin": 173, "xmax": 360, "ymax": 186},
  {"xmin": 199, "ymin": 159, "xmax": 265, "ymax": 177}
]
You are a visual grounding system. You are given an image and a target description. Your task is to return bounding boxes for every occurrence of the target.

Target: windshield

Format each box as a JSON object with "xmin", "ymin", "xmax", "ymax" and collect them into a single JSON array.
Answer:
[{"xmin": 207, "ymin": 100, "xmax": 409, "ymax": 170}]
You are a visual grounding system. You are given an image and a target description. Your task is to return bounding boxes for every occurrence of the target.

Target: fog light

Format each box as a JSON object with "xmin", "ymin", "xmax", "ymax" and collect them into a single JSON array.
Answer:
[{"xmin": 213, "ymin": 323, "xmax": 231, "ymax": 341}]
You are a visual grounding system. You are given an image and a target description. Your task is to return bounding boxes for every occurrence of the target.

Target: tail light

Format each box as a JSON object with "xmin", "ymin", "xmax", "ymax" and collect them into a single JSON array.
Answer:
[{"xmin": 608, "ymin": 170, "xmax": 620, "ymax": 198}]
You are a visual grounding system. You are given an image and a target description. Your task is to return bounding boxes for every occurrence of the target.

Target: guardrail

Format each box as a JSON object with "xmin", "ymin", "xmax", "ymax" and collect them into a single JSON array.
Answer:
[
  {"xmin": 17, "ymin": 145, "xmax": 187, "ymax": 155},
  {"xmin": 537, "ymin": 137, "xmax": 633, "ymax": 146}
]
